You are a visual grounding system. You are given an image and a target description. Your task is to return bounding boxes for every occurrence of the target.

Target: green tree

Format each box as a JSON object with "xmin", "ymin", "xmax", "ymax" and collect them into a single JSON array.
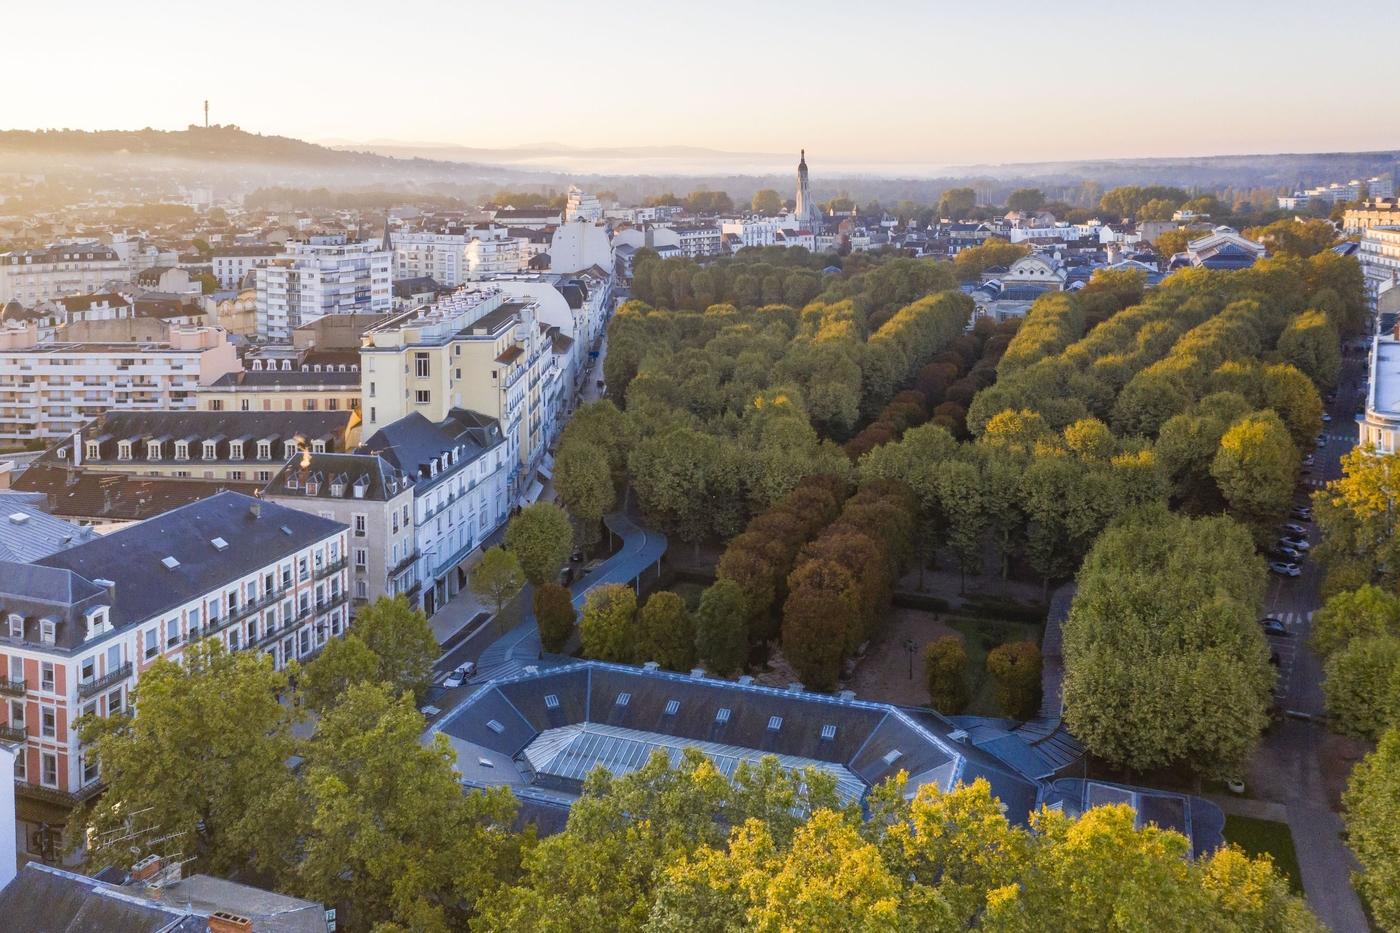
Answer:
[
  {"xmin": 1211, "ymin": 411, "xmax": 1298, "ymax": 536},
  {"xmin": 937, "ymin": 187, "xmax": 977, "ymax": 219},
  {"xmin": 554, "ymin": 439, "xmax": 615, "ymax": 553},
  {"xmin": 506, "ymin": 502, "xmax": 574, "ymax": 586},
  {"xmin": 74, "ymin": 640, "xmax": 299, "ymax": 877},
  {"xmin": 580, "ymin": 583, "xmax": 638, "ymax": 663},
  {"xmin": 350, "ymin": 595, "xmax": 440, "ymax": 702},
  {"xmin": 1345, "ymin": 725, "xmax": 1400, "ymax": 931},
  {"xmin": 1313, "ymin": 448, "xmax": 1400, "ymax": 592},
  {"xmin": 295, "ymin": 681, "xmax": 521, "ymax": 932},
  {"xmin": 301, "ymin": 633, "xmax": 380, "ymax": 713},
  {"xmin": 924, "ymin": 635, "xmax": 970, "ymax": 714},
  {"xmin": 1006, "ymin": 188, "xmax": 1047, "ymax": 213},
  {"xmin": 637, "ymin": 590, "xmax": 697, "ymax": 671},
  {"xmin": 1323, "ymin": 636, "xmax": 1400, "ymax": 739},
  {"xmin": 1062, "ymin": 507, "xmax": 1274, "ymax": 778},
  {"xmin": 1312, "ymin": 585, "xmax": 1400, "ymax": 658},
  {"xmin": 1278, "ymin": 309, "xmax": 1342, "ymax": 390},
  {"xmin": 751, "ymin": 189, "xmax": 783, "ymax": 216},
  {"xmin": 986, "ymin": 640, "xmax": 1042, "ymax": 719},
  {"xmin": 695, "ymin": 579, "xmax": 750, "ymax": 676},
  {"xmin": 470, "ymin": 546, "xmax": 525, "ymax": 619},
  {"xmin": 534, "ymin": 582, "xmax": 577, "ymax": 654}
]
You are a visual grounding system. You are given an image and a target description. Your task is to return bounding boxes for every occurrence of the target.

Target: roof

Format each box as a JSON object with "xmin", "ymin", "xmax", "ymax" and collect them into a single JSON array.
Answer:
[
  {"xmin": 0, "ymin": 863, "xmax": 326, "ymax": 933},
  {"xmin": 34, "ymin": 492, "xmax": 343, "ymax": 637},
  {"xmin": 13, "ymin": 464, "xmax": 264, "ymax": 523},
  {"xmin": 357, "ymin": 409, "xmax": 501, "ymax": 494},
  {"xmin": 54, "ymin": 410, "xmax": 357, "ymax": 466},
  {"xmin": 0, "ymin": 491, "xmax": 94, "ymax": 561},
  {"xmin": 264, "ymin": 452, "xmax": 406, "ymax": 502},
  {"xmin": 207, "ymin": 369, "xmax": 360, "ymax": 389}
]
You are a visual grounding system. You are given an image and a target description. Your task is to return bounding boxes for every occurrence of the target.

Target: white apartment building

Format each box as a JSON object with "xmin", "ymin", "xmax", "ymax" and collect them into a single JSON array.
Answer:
[
  {"xmin": 0, "ymin": 244, "xmax": 130, "ymax": 306},
  {"xmin": 392, "ymin": 225, "xmax": 527, "ymax": 286},
  {"xmin": 1357, "ymin": 226, "xmax": 1400, "ymax": 305},
  {"xmin": 565, "ymin": 186, "xmax": 604, "ymax": 223},
  {"xmin": 255, "ymin": 236, "xmax": 392, "ymax": 340},
  {"xmin": 0, "ymin": 492, "xmax": 347, "ymax": 852},
  {"xmin": 210, "ymin": 246, "xmax": 282, "ymax": 289},
  {"xmin": 359, "ymin": 287, "xmax": 557, "ymax": 500},
  {"xmin": 722, "ymin": 217, "xmax": 783, "ymax": 248},
  {"xmin": 1361, "ymin": 329, "xmax": 1400, "ymax": 454},
  {"xmin": 0, "ymin": 325, "xmax": 241, "ymax": 444}
]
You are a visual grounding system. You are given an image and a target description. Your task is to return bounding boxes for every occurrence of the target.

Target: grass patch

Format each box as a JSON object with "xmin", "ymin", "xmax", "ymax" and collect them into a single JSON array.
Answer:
[
  {"xmin": 942, "ymin": 615, "xmax": 1041, "ymax": 717},
  {"xmin": 1223, "ymin": 814, "xmax": 1303, "ymax": 894}
]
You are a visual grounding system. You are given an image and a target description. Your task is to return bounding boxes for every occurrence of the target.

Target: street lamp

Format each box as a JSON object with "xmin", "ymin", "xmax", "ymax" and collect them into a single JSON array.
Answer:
[{"xmin": 903, "ymin": 638, "xmax": 918, "ymax": 681}]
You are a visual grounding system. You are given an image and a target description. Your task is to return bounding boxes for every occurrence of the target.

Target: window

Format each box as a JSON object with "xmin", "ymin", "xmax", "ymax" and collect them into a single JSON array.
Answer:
[
  {"xmin": 715, "ymin": 708, "xmax": 731, "ymax": 724},
  {"xmin": 40, "ymin": 663, "xmax": 53, "ymax": 692},
  {"xmin": 208, "ymin": 399, "xmax": 224, "ymax": 412},
  {"xmin": 144, "ymin": 628, "xmax": 158, "ymax": 660},
  {"xmin": 166, "ymin": 621, "xmax": 182, "ymax": 649},
  {"xmin": 257, "ymin": 441, "xmax": 271, "ymax": 460},
  {"xmin": 189, "ymin": 605, "xmax": 202, "ymax": 635},
  {"xmin": 353, "ymin": 514, "xmax": 367, "ymax": 537},
  {"xmin": 545, "ymin": 694, "xmax": 560, "ymax": 709},
  {"xmin": 415, "ymin": 352, "xmax": 430, "ymax": 378},
  {"xmin": 82, "ymin": 753, "xmax": 99, "ymax": 785},
  {"xmin": 40, "ymin": 752, "xmax": 57, "ymax": 787},
  {"xmin": 766, "ymin": 716, "xmax": 783, "ymax": 732},
  {"xmin": 85, "ymin": 442, "xmax": 99, "ymax": 459},
  {"xmin": 354, "ymin": 548, "xmax": 367, "ymax": 569},
  {"xmin": 39, "ymin": 619, "xmax": 54, "ymax": 644},
  {"xmin": 368, "ymin": 381, "xmax": 376, "ymax": 397},
  {"xmin": 9, "ymin": 699, "xmax": 24, "ymax": 729},
  {"xmin": 107, "ymin": 688, "xmax": 123, "ymax": 716},
  {"xmin": 369, "ymin": 406, "xmax": 376, "ymax": 423},
  {"xmin": 203, "ymin": 440, "xmax": 217, "ymax": 460},
  {"xmin": 415, "ymin": 389, "xmax": 431, "ymax": 405},
  {"xmin": 355, "ymin": 580, "xmax": 368, "ymax": 599},
  {"xmin": 80, "ymin": 656, "xmax": 95, "ymax": 684},
  {"xmin": 228, "ymin": 628, "xmax": 240, "ymax": 651},
  {"xmin": 40, "ymin": 707, "xmax": 55, "ymax": 738},
  {"xmin": 303, "ymin": 399, "xmax": 318, "ymax": 411},
  {"xmin": 486, "ymin": 719, "xmax": 505, "ymax": 734},
  {"xmin": 175, "ymin": 441, "xmax": 188, "ymax": 460},
  {"xmin": 229, "ymin": 471, "xmax": 245, "ymax": 481},
  {"xmin": 327, "ymin": 398, "xmax": 339, "ymax": 411},
  {"xmin": 8, "ymin": 613, "xmax": 22, "ymax": 639},
  {"xmin": 229, "ymin": 440, "xmax": 243, "ymax": 459},
  {"xmin": 820, "ymin": 723, "xmax": 837, "ymax": 741}
]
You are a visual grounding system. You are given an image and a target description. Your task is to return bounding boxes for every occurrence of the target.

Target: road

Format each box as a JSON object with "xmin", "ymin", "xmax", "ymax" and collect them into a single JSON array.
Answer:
[{"xmin": 1249, "ymin": 344, "xmax": 1370, "ymax": 933}]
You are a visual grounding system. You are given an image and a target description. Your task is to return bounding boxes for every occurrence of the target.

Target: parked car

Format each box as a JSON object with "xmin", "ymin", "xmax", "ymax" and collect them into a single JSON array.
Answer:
[
  {"xmin": 1274, "ymin": 545, "xmax": 1303, "ymax": 560},
  {"xmin": 442, "ymin": 661, "xmax": 477, "ymax": 689},
  {"xmin": 1259, "ymin": 617, "xmax": 1290, "ymax": 637},
  {"xmin": 1291, "ymin": 507, "xmax": 1313, "ymax": 520},
  {"xmin": 1303, "ymin": 454, "xmax": 1315, "ymax": 466},
  {"xmin": 1281, "ymin": 536, "xmax": 1310, "ymax": 551},
  {"xmin": 1315, "ymin": 435, "xmax": 1327, "ymax": 448},
  {"xmin": 1283, "ymin": 523, "xmax": 1307, "ymax": 535},
  {"xmin": 1322, "ymin": 413, "xmax": 1333, "ymax": 423},
  {"xmin": 1269, "ymin": 562, "xmax": 1302, "ymax": 577}
]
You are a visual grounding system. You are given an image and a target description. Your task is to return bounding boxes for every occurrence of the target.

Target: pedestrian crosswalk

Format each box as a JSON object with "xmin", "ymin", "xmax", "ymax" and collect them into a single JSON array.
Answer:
[
  {"xmin": 1303, "ymin": 477, "xmax": 1328, "ymax": 488},
  {"xmin": 1267, "ymin": 610, "xmax": 1314, "ymax": 631}
]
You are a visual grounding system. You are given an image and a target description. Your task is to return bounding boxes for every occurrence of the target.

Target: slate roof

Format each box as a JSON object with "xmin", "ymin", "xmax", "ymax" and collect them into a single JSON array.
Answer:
[
  {"xmin": 358, "ymin": 409, "xmax": 501, "ymax": 494},
  {"xmin": 13, "ymin": 464, "xmax": 264, "ymax": 523},
  {"xmin": 264, "ymin": 452, "xmax": 406, "ymax": 502},
  {"xmin": 206, "ymin": 369, "xmax": 360, "ymax": 389},
  {"xmin": 53, "ymin": 410, "xmax": 357, "ymax": 466},
  {"xmin": 0, "ymin": 491, "xmax": 95, "ymax": 561},
  {"xmin": 33, "ymin": 491, "xmax": 343, "ymax": 641}
]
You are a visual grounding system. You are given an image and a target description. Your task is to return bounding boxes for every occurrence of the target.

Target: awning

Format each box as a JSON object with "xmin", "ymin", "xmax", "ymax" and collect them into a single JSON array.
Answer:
[
  {"xmin": 517, "ymin": 479, "xmax": 544, "ymax": 509},
  {"xmin": 537, "ymin": 466, "xmax": 551, "ymax": 481}
]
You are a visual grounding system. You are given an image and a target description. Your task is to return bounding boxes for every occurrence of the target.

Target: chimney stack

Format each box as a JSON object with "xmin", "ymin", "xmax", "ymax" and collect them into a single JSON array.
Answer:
[
  {"xmin": 208, "ymin": 912, "xmax": 253, "ymax": 933},
  {"xmin": 130, "ymin": 854, "xmax": 163, "ymax": 883}
]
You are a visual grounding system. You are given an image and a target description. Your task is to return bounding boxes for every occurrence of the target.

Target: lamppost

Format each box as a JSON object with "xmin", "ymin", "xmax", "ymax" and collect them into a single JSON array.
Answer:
[{"xmin": 903, "ymin": 638, "xmax": 918, "ymax": 681}]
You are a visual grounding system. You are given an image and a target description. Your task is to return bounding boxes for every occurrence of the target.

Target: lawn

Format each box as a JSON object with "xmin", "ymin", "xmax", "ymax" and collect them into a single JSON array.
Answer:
[
  {"xmin": 1223, "ymin": 814, "xmax": 1303, "ymax": 894},
  {"xmin": 942, "ymin": 615, "xmax": 1042, "ymax": 717}
]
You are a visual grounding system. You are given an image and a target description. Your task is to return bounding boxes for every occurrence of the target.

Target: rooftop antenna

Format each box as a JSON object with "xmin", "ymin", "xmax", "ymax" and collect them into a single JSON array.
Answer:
[{"xmin": 203, "ymin": 100, "xmax": 209, "ymax": 128}]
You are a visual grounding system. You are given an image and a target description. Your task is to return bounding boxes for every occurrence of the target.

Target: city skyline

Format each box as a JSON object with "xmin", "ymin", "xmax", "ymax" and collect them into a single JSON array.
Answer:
[{"xmin": 10, "ymin": 0, "xmax": 1400, "ymax": 169}]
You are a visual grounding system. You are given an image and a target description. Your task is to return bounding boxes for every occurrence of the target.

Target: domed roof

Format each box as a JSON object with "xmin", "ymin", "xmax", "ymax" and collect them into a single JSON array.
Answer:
[{"xmin": 1, "ymin": 299, "xmax": 28, "ymax": 321}]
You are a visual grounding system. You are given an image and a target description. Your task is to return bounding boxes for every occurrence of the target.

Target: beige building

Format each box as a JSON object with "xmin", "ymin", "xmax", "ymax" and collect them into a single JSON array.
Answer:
[
  {"xmin": 195, "ymin": 367, "xmax": 362, "ymax": 416},
  {"xmin": 359, "ymin": 287, "xmax": 559, "ymax": 500}
]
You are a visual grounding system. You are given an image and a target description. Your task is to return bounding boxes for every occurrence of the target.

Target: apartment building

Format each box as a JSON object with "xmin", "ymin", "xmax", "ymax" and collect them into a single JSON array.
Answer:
[
  {"xmin": 264, "ymin": 451, "xmax": 418, "ymax": 606},
  {"xmin": 564, "ymin": 186, "xmax": 604, "ymax": 223},
  {"xmin": 255, "ymin": 236, "xmax": 392, "ymax": 340},
  {"xmin": 196, "ymin": 367, "xmax": 362, "ymax": 415},
  {"xmin": 0, "ymin": 325, "xmax": 241, "ymax": 445},
  {"xmin": 1358, "ymin": 226, "xmax": 1400, "ymax": 305},
  {"xmin": 210, "ymin": 245, "xmax": 281, "ymax": 289},
  {"xmin": 392, "ymin": 225, "xmax": 527, "ymax": 286},
  {"xmin": 359, "ymin": 287, "xmax": 557, "ymax": 499},
  {"xmin": 0, "ymin": 244, "xmax": 130, "ymax": 305},
  {"xmin": 355, "ymin": 410, "xmax": 510, "ymax": 614},
  {"xmin": 0, "ymin": 492, "xmax": 347, "ymax": 852},
  {"xmin": 62, "ymin": 409, "xmax": 360, "ymax": 484},
  {"xmin": 1344, "ymin": 198, "xmax": 1400, "ymax": 236}
]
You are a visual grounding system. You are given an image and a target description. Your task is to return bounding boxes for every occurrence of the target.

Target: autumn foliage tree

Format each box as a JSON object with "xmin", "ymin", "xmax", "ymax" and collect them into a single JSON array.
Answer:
[
  {"xmin": 986, "ymin": 639, "xmax": 1043, "ymax": 719},
  {"xmin": 925, "ymin": 635, "xmax": 970, "ymax": 714},
  {"xmin": 534, "ymin": 582, "xmax": 577, "ymax": 654}
]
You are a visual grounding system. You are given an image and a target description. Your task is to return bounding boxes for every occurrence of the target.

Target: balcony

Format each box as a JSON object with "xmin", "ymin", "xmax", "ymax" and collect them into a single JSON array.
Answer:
[
  {"xmin": 78, "ymin": 662, "xmax": 132, "ymax": 700},
  {"xmin": 315, "ymin": 557, "xmax": 347, "ymax": 580},
  {"xmin": 0, "ymin": 724, "xmax": 24, "ymax": 743},
  {"xmin": 15, "ymin": 778, "xmax": 105, "ymax": 808},
  {"xmin": 0, "ymin": 677, "xmax": 25, "ymax": 697}
]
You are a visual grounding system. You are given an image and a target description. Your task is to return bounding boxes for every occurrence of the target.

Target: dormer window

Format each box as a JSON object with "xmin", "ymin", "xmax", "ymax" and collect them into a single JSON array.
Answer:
[
  {"xmin": 39, "ymin": 618, "xmax": 55, "ymax": 645},
  {"xmin": 85, "ymin": 442, "xmax": 99, "ymax": 460},
  {"xmin": 311, "ymin": 439, "xmax": 325, "ymax": 453},
  {"xmin": 229, "ymin": 440, "xmax": 244, "ymax": 459},
  {"xmin": 7, "ymin": 613, "xmax": 22, "ymax": 639},
  {"xmin": 146, "ymin": 441, "xmax": 162, "ymax": 461},
  {"xmin": 117, "ymin": 441, "xmax": 132, "ymax": 461},
  {"xmin": 281, "ymin": 360, "xmax": 291, "ymax": 371},
  {"xmin": 85, "ymin": 607, "xmax": 109, "ymax": 640},
  {"xmin": 174, "ymin": 441, "xmax": 189, "ymax": 461},
  {"xmin": 257, "ymin": 441, "xmax": 271, "ymax": 461},
  {"xmin": 283, "ymin": 440, "xmax": 297, "ymax": 461},
  {"xmin": 203, "ymin": 440, "xmax": 217, "ymax": 460}
]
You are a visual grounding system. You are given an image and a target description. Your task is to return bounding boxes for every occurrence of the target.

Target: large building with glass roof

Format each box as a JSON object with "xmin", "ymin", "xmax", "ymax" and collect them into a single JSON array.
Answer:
[{"xmin": 431, "ymin": 661, "xmax": 1225, "ymax": 856}]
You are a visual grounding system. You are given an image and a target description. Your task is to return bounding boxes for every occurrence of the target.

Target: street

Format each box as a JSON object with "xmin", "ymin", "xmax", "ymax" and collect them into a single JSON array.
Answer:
[{"xmin": 1246, "ymin": 346, "xmax": 1370, "ymax": 932}]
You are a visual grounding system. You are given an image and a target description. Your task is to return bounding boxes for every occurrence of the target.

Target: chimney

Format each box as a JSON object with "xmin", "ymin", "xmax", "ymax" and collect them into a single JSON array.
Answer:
[
  {"xmin": 248, "ymin": 501, "xmax": 261, "ymax": 519},
  {"xmin": 208, "ymin": 912, "xmax": 253, "ymax": 933},
  {"xmin": 130, "ymin": 854, "xmax": 162, "ymax": 883}
]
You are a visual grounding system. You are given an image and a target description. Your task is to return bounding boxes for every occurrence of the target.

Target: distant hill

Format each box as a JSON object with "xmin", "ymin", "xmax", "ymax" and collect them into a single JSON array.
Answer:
[{"xmin": 0, "ymin": 125, "xmax": 399, "ymax": 166}]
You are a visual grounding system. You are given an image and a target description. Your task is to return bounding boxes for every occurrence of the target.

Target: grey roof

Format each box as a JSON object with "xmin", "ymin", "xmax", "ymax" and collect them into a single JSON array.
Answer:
[
  {"xmin": 207, "ymin": 369, "xmax": 360, "ymax": 389},
  {"xmin": 32, "ymin": 492, "xmax": 343, "ymax": 642},
  {"xmin": 0, "ymin": 491, "xmax": 95, "ymax": 562},
  {"xmin": 58, "ymin": 410, "xmax": 356, "ymax": 466},
  {"xmin": 264, "ymin": 451, "xmax": 406, "ymax": 502},
  {"xmin": 0, "ymin": 863, "xmax": 325, "ymax": 933},
  {"xmin": 358, "ymin": 409, "xmax": 501, "ymax": 494}
]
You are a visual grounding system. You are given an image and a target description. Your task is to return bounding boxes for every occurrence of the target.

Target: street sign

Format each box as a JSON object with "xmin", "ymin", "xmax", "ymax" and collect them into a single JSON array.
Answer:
[{"xmin": 325, "ymin": 908, "xmax": 337, "ymax": 931}]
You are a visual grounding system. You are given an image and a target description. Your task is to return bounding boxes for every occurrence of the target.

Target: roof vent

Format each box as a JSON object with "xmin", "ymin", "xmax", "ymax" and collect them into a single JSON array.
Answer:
[
  {"xmin": 838, "ymin": 690, "xmax": 856, "ymax": 701},
  {"xmin": 486, "ymin": 719, "xmax": 505, "ymax": 734},
  {"xmin": 948, "ymin": 729, "xmax": 970, "ymax": 744},
  {"xmin": 737, "ymin": 675, "xmax": 754, "ymax": 686},
  {"xmin": 767, "ymin": 716, "xmax": 783, "ymax": 732},
  {"xmin": 523, "ymin": 665, "xmax": 539, "ymax": 675},
  {"xmin": 210, "ymin": 537, "xmax": 229, "ymax": 552},
  {"xmin": 820, "ymin": 724, "xmax": 837, "ymax": 741},
  {"xmin": 280, "ymin": 525, "xmax": 293, "ymax": 536},
  {"xmin": 615, "ymin": 692, "xmax": 631, "ymax": 708},
  {"xmin": 881, "ymin": 749, "xmax": 903, "ymax": 767},
  {"xmin": 544, "ymin": 694, "xmax": 559, "ymax": 709},
  {"xmin": 642, "ymin": 661, "xmax": 660, "ymax": 671},
  {"xmin": 715, "ymin": 707, "xmax": 731, "ymax": 724},
  {"xmin": 161, "ymin": 556, "xmax": 180, "ymax": 570},
  {"xmin": 249, "ymin": 501, "xmax": 261, "ymax": 519},
  {"xmin": 477, "ymin": 757, "xmax": 495, "ymax": 769},
  {"xmin": 7, "ymin": 512, "xmax": 28, "ymax": 525},
  {"xmin": 664, "ymin": 699, "xmax": 680, "ymax": 715}
]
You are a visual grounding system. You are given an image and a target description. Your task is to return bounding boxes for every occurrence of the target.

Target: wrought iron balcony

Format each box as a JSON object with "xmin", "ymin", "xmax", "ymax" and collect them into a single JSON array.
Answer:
[
  {"xmin": 77, "ymin": 662, "xmax": 132, "ymax": 700},
  {"xmin": 0, "ymin": 677, "xmax": 25, "ymax": 697}
]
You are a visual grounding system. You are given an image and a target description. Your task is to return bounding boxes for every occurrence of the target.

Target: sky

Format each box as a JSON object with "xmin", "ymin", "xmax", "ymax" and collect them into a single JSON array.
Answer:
[{"xmin": 9, "ymin": 0, "xmax": 1400, "ymax": 170}]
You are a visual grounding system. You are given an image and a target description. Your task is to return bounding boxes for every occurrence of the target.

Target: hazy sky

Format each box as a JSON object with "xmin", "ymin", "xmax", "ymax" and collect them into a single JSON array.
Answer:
[{"xmin": 10, "ymin": 0, "xmax": 1400, "ymax": 167}]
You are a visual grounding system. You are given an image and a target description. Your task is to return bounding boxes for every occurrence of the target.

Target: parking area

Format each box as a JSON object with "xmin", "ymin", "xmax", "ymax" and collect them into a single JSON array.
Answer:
[{"xmin": 1261, "ymin": 610, "xmax": 1311, "ymax": 707}]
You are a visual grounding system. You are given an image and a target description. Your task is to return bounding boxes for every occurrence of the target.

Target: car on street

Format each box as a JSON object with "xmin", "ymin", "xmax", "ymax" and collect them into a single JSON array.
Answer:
[
  {"xmin": 1303, "ymin": 454, "xmax": 1315, "ymax": 466},
  {"xmin": 1291, "ymin": 507, "xmax": 1313, "ymax": 520},
  {"xmin": 1259, "ymin": 617, "xmax": 1290, "ymax": 637},
  {"xmin": 1269, "ymin": 561, "xmax": 1302, "ymax": 577},
  {"xmin": 1281, "ymin": 536, "xmax": 1310, "ymax": 551},
  {"xmin": 1283, "ymin": 523, "xmax": 1307, "ymax": 535},
  {"xmin": 442, "ymin": 661, "xmax": 476, "ymax": 689},
  {"xmin": 1274, "ymin": 545, "xmax": 1303, "ymax": 560},
  {"xmin": 1315, "ymin": 435, "xmax": 1327, "ymax": 447},
  {"xmin": 1322, "ymin": 413, "xmax": 1332, "ymax": 423}
]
